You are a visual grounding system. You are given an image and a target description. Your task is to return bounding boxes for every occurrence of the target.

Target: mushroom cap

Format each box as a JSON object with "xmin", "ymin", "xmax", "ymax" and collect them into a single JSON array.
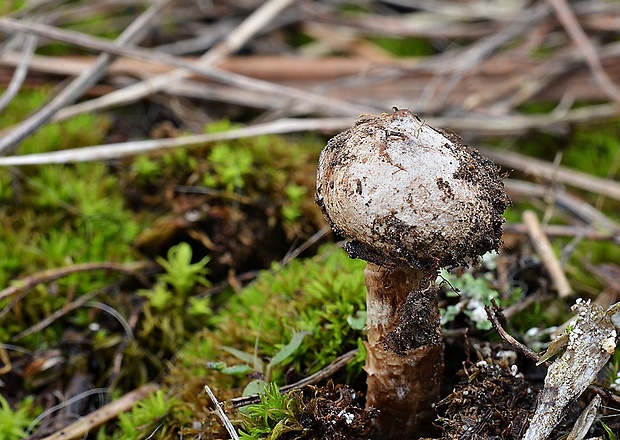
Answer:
[{"xmin": 316, "ymin": 109, "xmax": 509, "ymax": 270}]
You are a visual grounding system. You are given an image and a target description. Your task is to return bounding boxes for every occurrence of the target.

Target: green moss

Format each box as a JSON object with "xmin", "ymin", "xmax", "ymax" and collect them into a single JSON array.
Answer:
[
  {"xmin": 115, "ymin": 390, "xmax": 180, "ymax": 440},
  {"xmin": 161, "ymin": 246, "xmax": 366, "ymax": 436},
  {"xmin": 125, "ymin": 120, "xmax": 325, "ymax": 239},
  {"xmin": 238, "ymin": 384, "xmax": 304, "ymax": 440},
  {"xmin": 564, "ymin": 121, "xmax": 620, "ymax": 179},
  {"xmin": 0, "ymin": 395, "xmax": 38, "ymax": 440},
  {"xmin": 0, "ymin": 90, "xmax": 142, "ymax": 349},
  {"xmin": 217, "ymin": 246, "xmax": 366, "ymax": 376},
  {"xmin": 368, "ymin": 36, "xmax": 435, "ymax": 57}
]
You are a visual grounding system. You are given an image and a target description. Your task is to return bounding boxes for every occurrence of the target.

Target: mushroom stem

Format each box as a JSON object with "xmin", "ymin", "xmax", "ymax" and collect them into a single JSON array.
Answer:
[{"xmin": 364, "ymin": 262, "xmax": 443, "ymax": 438}]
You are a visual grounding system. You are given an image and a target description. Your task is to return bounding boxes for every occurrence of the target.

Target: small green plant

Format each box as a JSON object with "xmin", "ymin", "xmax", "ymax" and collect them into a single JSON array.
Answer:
[
  {"xmin": 238, "ymin": 384, "xmax": 304, "ymax": 440},
  {"xmin": 213, "ymin": 331, "xmax": 309, "ymax": 390},
  {"xmin": 206, "ymin": 246, "xmax": 367, "ymax": 382},
  {"xmin": 137, "ymin": 243, "xmax": 212, "ymax": 358},
  {"xmin": 440, "ymin": 266, "xmax": 516, "ymax": 331},
  {"xmin": 281, "ymin": 185, "xmax": 307, "ymax": 224},
  {"xmin": 156, "ymin": 242, "xmax": 210, "ymax": 296},
  {"xmin": 116, "ymin": 390, "xmax": 178, "ymax": 440},
  {"xmin": 601, "ymin": 420, "xmax": 618, "ymax": 440},
  {"xmin": 203, "ymin": 143, "xmax": 254, "ymax": 192},
  {"xmin": 0, "ymin": 395, "xmax": 37, "ymax": 440}
]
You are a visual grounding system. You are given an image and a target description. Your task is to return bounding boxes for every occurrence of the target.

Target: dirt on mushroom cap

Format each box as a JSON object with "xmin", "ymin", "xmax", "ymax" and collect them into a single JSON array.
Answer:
[{"xmin": 315, "ymin": 109, "xmax": 509, "ymax": 270}]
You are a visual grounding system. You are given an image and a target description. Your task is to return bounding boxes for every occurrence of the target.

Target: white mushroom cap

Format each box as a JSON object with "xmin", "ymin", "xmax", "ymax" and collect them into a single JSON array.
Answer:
[{"xmin": 316, "ymin": 109, "xmax": 508, "ymax": 270}]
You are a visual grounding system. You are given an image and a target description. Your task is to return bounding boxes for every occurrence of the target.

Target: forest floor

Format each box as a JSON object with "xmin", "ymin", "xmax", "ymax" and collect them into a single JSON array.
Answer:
[{"xmin": 1, "ymin": 1, "xmax": 620, "ymax": 439}]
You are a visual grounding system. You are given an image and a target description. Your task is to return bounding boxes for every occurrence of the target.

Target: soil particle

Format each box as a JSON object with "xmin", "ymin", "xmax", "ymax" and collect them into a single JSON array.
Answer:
[
  {"xmin": 437, "ymin": 356, "xmax": 535, "ymax": 439},
  {"xmin": 299, "ymin": 383, "xmax": 377, "ymax": 440},
  {"xmin": 384, "ymin": 286, "xmax": 442, "ymax": 354}
]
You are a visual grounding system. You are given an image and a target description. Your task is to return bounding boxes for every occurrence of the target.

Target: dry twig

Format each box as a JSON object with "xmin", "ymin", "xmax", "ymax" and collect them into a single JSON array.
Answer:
[
  {"xmin": 522, "ymin": 210, "xmax": 573, "ymax": 298},
  {"xmin": 231, "ymin": 349, "xmax": 358, "ymax": 407},
  {"xmin": 0, "ymin": 117, "xmax": 352, "ymax": 165},
  {"xmin": 38, "ymin": 383, "xmax": 160, "ymax": 440},
  {"xmin": 0, "ymin": 0, "xmax": 172, "ymax": 154},
  {"xmin": 547, "ymin": 0, "xmax": 620, "ymax": 105},
  {"xmin": 0, "ymin": 260, "xmax": 154, "ymax": 302},
  {"xmin": 0, "ymin": 34, "xmax": 37, "ymax": 112},
  {"xmin": 204, "ymin": 385, "xmax": 240, "ymax": 440}
]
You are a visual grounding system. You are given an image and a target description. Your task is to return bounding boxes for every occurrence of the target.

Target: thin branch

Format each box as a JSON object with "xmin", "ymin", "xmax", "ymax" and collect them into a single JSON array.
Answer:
[
  {"xmin": 481, "ymin": 147, "xmax": 620, "ymax": 203},
  {"xmin": 505, "ymin": 180, "xmax": 620, "ymax": 234},
  {"xmin": 204, "ymin": 385, "xmax": 240, "ymax": 440},
  {"xmin": 280, "ymin": 226, "xmax": 331, "ymax": 266},
  {"xmin": 231, "ymin": 349, "xmax": 358, "ymax": 407},
  {"xmin": 0, "ymin": 117, "xmax": 353, "ymax": 166},
  {"xmin": 10, "ymin": 285, "xmax": 108, "ymax": 340},
  {"xmin": 0, "ymin": 5, "xmax": 370, "ymax": 126},
  {"xmin": 485, "ymin": 303, "xmax": 541, "ymax": 364},
  {"xmin": 0, "ymin": 0, "xmax": 173, "ymax": 154},
  {"xmin": 522, "ymin": 210, "xmax": 573, "ymax": 298},
  {"xmin": 1, "ymin": 102, "xmax": 619, "ymax": 166},
  {"xmin": 37, "ymin": 383, "xmax": 160, "ymax": 440},
  {"xmin": 503, "ymin": 223, "xmax": 620, "ymax": 245},
  {"xmin": 0, "ymin": 33, "xmax": 37, "ymax": 112},
  {"xmin": 547, "ymin": 0, "xmax": 620, "ymax": 105},
  {"xmin": 0, "ymin": 260, "xmax": 154, "ymax": 302},
  {"xmin": 423, "ymin": 2, "xmax": 549, "ymax": 113}
]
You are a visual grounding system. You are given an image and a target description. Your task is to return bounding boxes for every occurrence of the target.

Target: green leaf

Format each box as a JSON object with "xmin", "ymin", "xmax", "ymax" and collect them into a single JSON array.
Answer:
[
  {"xmin": 222, "ymin": 346, "xmax": 265, "ymax": 373},
  {"xmin": 205, "ymin": 361, "xmax": 227, "ymax": 371},
  {"xmin": 242, "ymin": 379, "xmax": 269, "ymax": 397},
  {"xmin": 267, "ymin": 331, "xmax": 309, "ymax": 372},
  {"xmin": 221, "ymin": 364, "xmax": 254, "ymax": 375},
  {"xmin": 239, "ymin": 379, "xmax": 270, "ymax": 415},
  {"xmin": 601, "ymin": 421, "xmax": 618, "ymax": 440},
  {"xmin": 346, "ymin": 311, "xmax": 366, "ymax": 330}
]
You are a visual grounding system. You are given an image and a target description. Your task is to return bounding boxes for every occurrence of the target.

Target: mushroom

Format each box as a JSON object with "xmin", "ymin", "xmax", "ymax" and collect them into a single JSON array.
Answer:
[{"xmin": 315, "ymin": 109, "xmax": 508, "ymax": 438}]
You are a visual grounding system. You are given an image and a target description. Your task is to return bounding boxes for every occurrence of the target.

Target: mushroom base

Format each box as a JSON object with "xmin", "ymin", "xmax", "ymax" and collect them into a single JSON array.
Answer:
[{"xmin": 364, "ymin": 263, "xmax": 443, "ymax": 439}]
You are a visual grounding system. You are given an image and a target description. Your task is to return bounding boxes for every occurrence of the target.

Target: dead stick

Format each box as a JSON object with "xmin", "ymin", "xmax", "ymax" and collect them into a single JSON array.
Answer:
[
  {"xmin": 204, "ymin": 385, "xmax": 240, "ymax": 440},
  {"xmin": 37, "ymin": 383, "xmax": 160, "ymax": 440},
  {"xmin": 486, "ymin": 303, "xmax": 620, "ymax": 406},
  {"xmin": 0, "ymin": 34, "xmax": 37, "ymax": 112},
  {"xmin": 504, "ymin": 180, "xmax": 620, "ymax": 233},
  {"xmin": 0, "ymin": 261, "xmax": 154, "ymax": 302},
  {"xmin": 547, "ymin": 0, "xmax": 620, "ymax": 105},
  {"xmin": 0, "ymin": 118, "xmax": 353, "ymax": 166},
  {"xmin": 485, "ymin": 304, "xmax": 541, "ymax": 364},
  {"xmin": 503, "ymin": 223, "xmax": 620, "ymax": 245},
  {"xmin": 481, "ymin": 147, "xmax": 620, "ymax": 203},
  {"xmin": 11, "ymin": 283, "xmax": 120, "ymax": 340},
  {"xmin": 231, "ymin": 349, "xmax": 358, "ymax": 407},
  {"xmin": 0, "ymin": 0, "xmax": 172, "ymax": 154},
  {"xmin": 522, "ymin": 210, "xmax": 573, "ymax": 298}
]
